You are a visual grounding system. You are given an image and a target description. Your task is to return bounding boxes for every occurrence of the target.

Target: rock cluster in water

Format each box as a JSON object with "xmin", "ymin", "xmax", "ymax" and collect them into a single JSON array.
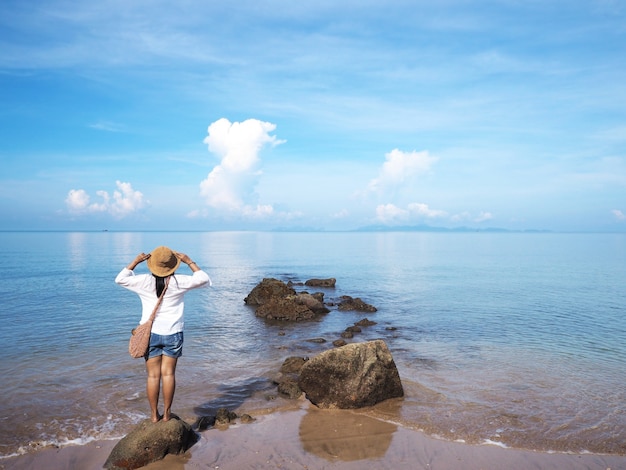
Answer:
[{"xmin": 244, "ymin": 277, "xmax": 377, "ymax": 321}]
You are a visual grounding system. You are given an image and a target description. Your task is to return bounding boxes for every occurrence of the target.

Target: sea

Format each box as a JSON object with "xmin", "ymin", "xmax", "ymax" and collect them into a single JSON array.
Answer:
[{"xmin": 0, "ymin": 230, "xmax": 625, "ymax": 458}]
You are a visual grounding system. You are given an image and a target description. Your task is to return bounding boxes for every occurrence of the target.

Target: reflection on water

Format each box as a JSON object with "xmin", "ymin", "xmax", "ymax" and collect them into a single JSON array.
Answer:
[{"xmin": 299, "ymin": 408, "xmax": 397, "ymax": 461}]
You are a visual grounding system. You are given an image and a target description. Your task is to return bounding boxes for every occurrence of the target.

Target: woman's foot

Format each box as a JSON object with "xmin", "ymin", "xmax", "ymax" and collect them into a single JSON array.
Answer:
[
  {"xmin": 163, "ymin": 410, "xmax": 172, "ymax": 422},
  {"xmin": 151, "ymin": 413, "xmax": 162, "ymax": 423}
]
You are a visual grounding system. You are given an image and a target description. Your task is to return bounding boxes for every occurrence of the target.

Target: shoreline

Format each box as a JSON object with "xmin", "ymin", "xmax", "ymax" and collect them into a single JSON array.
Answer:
[{"xmin": 2, "ymin": 407, "xmax": 625, "ymax": 470}]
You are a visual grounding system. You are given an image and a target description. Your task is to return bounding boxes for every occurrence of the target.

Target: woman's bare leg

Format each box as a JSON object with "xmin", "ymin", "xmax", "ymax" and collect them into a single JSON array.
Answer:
[
  {"xmin": 161, "ymin": 356, "xmax": 178, "ymax": 421},
  {"xmin": 146, "ymin": 356, "xmax": 163, "ymax": 422}
]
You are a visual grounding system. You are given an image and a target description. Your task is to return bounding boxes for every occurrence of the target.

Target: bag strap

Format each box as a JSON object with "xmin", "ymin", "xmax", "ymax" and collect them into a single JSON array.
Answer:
[{"xmin": 147, "ymin": 276, "xmax": 170, "ymax": 323}]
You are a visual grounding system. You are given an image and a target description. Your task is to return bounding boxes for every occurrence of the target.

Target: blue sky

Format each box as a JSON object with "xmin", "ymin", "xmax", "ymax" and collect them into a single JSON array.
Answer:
[{"xmin": 1, "ymin": 0, "xmax": 625, "ymax": 231}]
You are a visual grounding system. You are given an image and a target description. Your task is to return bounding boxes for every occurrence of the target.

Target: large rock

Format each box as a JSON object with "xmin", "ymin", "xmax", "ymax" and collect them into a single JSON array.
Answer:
[
  {"xmin": 298, "ymin": 340, "xmax": 403, "ymax": 409},
  {"xmin": 244, "ymin": 278, "xmax": 296, "ymax": 306},
  {"xmin": 103, "ymin": 416, "xmax": 197, "ymax": 470},
  {"xmin": 246, "ymin": 279, "xmax": 329, "ymax": 321},
  {"xmin": 255, "ymin": 296, "xmax": 317, "ymax": 321}
]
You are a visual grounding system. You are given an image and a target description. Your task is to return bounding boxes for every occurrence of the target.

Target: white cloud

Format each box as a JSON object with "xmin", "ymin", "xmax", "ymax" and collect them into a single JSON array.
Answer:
[
  {"xmin": 109, "ymin": 181, "xmax": 146, "ymax": 217},
  {"xmin": 89, "ymin": 121, "xmax": 126, "ymax": 132},
  {"xmin": 65, "ymin": 189, "xmax": 93, "ymax": 212},
  {"xmin": 375, "ymin": 202, "xmax": 446, "ymax": 225},
  {"xmin": 612, "ymin": 209, "xmax": 626, "ymax": 221},
  {"xmin": 376, "ymin": 203, "xmax": 409, "ymax": 224},
  {"xmin": 200, "ymin": 118, "xmax": 285, "ymax": 216},
  {"xmin": 375, "ymin": 202, "xmax": 494, "ymax": 226},
  {"xmin": 407, "ymin": 202, "xmax": 447, "ymax": 218},
  {"xmin": 451, "ymin": 211, "xmax": 494, "ymax": 223},
  {"xmin": 332, "ymin": 209, "xmax": 350, "ymax": 219},
  {"xmin": 65, "ymin": 181, "xmax": 146, "ymax": 218},
  {"xmin": 242, "ymin": 204, "xmax": 274, "ymax": 218},
  {"xmin": 474, "ymin": 211, "xmax": 494, "ymax": 223},
  {"xmin": 367, "ymin": 149, "xmax": 438, "ymax": 193}
]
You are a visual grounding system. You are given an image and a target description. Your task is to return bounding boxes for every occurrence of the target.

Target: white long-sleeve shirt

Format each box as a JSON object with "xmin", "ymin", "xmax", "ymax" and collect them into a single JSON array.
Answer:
[{"xmin": 115, "ymin": 268, "xmax": 211, "ymax": 335}]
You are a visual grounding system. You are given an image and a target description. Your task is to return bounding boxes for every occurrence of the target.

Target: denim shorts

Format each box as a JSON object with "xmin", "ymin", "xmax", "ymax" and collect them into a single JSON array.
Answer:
[{"xmin": 146, "ymin": 332, "xmax": 184, "ymax": 360}]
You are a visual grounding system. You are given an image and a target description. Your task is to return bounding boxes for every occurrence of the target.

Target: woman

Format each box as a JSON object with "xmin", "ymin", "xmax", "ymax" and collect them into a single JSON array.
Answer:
[{"xmin": 115, "ymin": 246, "xmax": 211, "ymax": 422}]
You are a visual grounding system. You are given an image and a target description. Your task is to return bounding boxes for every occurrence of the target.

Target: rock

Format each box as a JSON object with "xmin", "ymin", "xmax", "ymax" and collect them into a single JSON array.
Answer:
[
  {"xmin": 340, "ymin": 330, "xmax": 353, "ymax": 339},
  {"xmin": 293, "ymin": 292, "xmax": 330, "ymax": 314},
  {"xmin": 240, "ymin": 414, "xmax": 256, "ymax": 424},
  {"xmin": 194, "ymin": 415, "xmax": 215, "ymax": 432},
  {"xmin": 298, "ymin": 340, "xmax": 404, "ymax": 409},
  {"xmin": 195, "ymin": 408, "xmax": 242, "ymax": 431},
  {"xmin": 275, "ymin": 356, "xmax": 307, "ymax": 400},
  {"xmin": 244, "ymin": 278, "xmax": 296, "ymax": 306},
  {"xmin": 215, "ymin": 408, "xmax": 238, "ymax": 427},
  {"xmin": 280, "ymin": 356, "xmax": 308, "ymax": 374},
  {"xmin": 305, "ymin": 278, "xmax": 336, "ymax": 288},
  {"xmin": 332, "ymin": 339, "xmax": 347, "ymax": 347},
  {"xmin": 246, "ymin": 280, "xmax": 328, "ymax": 321},
  {"xmin": 103, "ymin": 416, "xmax": 197, "ymax": 470},
  {"xmin": 255, "ymin": 297, "xmax": 316, "ymax": 321},
  {"xmin": 277, "ymin": 379, "xmax": 303, "ymax": 399},
  {"xmin": 355, "ymin": 318, "xmax": 377, "ymax": 327},
  {"xmin": 337, "ymin": 296, "xmax": 377, "ymax": 313},
  {"xmin": 306, "ymin": 337, "xmax": 327, "ymax": 344}
]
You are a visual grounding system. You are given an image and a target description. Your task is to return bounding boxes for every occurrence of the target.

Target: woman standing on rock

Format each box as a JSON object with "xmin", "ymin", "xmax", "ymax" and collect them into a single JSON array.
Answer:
[{"xmin": 116, "ymin": 246, "xmax": 211, "ymax": 422}]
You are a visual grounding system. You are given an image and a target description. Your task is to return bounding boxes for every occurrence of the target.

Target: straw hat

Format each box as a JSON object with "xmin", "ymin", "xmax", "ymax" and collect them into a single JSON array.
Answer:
[{"xmin": 146, "ymin": 246, "xmax": 180, "ymax": 277}]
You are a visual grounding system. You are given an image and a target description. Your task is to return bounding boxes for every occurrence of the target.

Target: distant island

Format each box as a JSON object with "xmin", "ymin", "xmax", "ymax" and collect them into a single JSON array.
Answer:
[
  {"xmin": 353, "ymin": 225, "xmax": 552, "ymax": 233},
  {"xmin": 269, "ymin": 225, "xmax": 553, "ymax": 233}
]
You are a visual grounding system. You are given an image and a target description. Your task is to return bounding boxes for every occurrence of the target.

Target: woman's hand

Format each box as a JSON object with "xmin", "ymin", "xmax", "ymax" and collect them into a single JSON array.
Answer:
[
  {"xmin": 175, "ymin": 252, "xmax": 200, "ymax": 272},
  {"xmin": 175, "ymin": 252, "xmax": 192, "ymax": 264},
  {"xmin": 127, "ymin": 252, "xmax": 150, "ymax": 270}
]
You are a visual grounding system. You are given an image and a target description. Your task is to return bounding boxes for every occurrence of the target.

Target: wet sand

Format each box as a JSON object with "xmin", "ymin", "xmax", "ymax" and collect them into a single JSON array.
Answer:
[{"xmin": 2, "ymin": 406, "xmax": 624, "ymax": 470}]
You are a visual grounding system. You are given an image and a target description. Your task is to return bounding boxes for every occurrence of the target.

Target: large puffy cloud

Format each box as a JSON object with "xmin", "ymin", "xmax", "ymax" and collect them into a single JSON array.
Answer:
[
  {"xmin": 65, "ymin": 181, "xmax": 146, "ymax": 218},
  {"xmin": 368, "ymin": 148, "xmax": 494, "ymax": 227},
  {"xmin": 367, "ymin": 148, "xmax": 446, "ymax": 225},
  {"xmin": 200, "ymin": 118, "xmax": 284, "ymax": 216},
  {"xmin": 367, "ymin": 149, "xmax": 438, "ymax": 193}
]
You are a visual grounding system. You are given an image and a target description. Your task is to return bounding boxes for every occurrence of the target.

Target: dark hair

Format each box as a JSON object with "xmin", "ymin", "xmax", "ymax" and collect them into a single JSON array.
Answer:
[
  {"xmin": 155, "ymin": 275, "xmax": 167, "ymax": 297},
  {"xmin": 154, "ymin": 274, "xmax": 178, "ymax": 297}
]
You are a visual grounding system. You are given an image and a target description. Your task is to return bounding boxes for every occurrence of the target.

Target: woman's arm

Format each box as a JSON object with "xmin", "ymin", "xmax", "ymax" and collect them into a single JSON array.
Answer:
[
  {"xmin": 175, "ymin": 252, "xmax": 201, "ymax": 273},
  {"xmin": 127, "ymin": 252, "xmax": 150, "ymax": 271}
]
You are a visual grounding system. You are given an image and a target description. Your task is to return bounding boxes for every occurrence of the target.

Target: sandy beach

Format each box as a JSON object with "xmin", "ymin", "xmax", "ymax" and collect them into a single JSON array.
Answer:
[{"xmin": 2, "ymin": 406, "xmax": 624, "ymax": 470}]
